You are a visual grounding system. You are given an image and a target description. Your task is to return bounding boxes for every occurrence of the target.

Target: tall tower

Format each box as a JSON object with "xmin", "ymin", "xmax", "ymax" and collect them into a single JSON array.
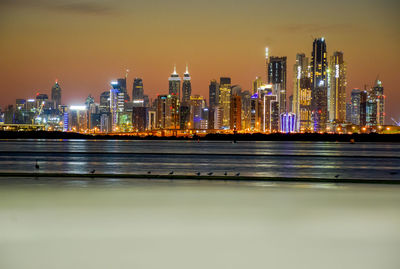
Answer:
[
  {"xmin": 182, "ymin": 64, "xmax": 192, "ymax": 104},
  {"xmin": 168, "ymin": 65, "xmax": 181, "ymax": 99},
  {"xmin": 51, "ymin": 80, "xmax": 62, "ymax": 109},
  {"xmin": 351, "ymin": 89, "xmax": 361, "ymax": 125},
  {"xmin": 265, "ymin": 47, "xmax": 269, "ymax": 82},
  {"xmin": 369, "ymin": 79, "xmax": 385, "ymax": 126},
  {"xmin": 310, "ymin": 37, "xmax": 328, "ymax": 132},
  {"xmin": 132, "ymin": 78, "xmax": 144, "ymax": 101},
  {"xmin": 268, "ymin": 56, "xmax": 287, "ymax": 114},
  {"xmin": 293, "ymin": 53, "xmax": 309, "ymax": 131},
  {"xmin": 329, "ymin": 51, "xmax": 346, "ymax": 123},
  {"xmin": 219, "ymin": 77, "xmax": 231, "ymax": 129}
]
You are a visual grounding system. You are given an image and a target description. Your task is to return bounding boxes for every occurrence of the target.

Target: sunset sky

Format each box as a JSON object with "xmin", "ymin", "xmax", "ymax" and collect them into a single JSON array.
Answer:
[{"xmin": 1, "ymin": 0, "xmax": 399, "ymax": 121}]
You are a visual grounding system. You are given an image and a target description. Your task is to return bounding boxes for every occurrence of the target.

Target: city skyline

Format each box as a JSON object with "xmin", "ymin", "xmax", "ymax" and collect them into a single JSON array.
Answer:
[{"xmin": 0, "ymin": 0, "xmax": 399, "ymax": 121}]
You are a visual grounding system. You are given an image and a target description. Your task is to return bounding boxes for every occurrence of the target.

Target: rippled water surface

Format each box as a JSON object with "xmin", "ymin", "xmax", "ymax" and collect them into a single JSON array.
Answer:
[{"xmin": 0, "ymin": 139, "xmax": 399, "ymax": 180}]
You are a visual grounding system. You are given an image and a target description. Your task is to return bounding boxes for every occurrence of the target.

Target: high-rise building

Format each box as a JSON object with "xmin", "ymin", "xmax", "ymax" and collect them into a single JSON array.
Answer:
[
  {"xmin": 329, "ymin": 51, "xmax": 347, "ymax": 123},
  {"xmin": 351, "ymin": 89, "xmax": 361, "ymax": 125},
  {"xmin": 219, "ymin": 77, "xmax": 231, "ymax": 129},
  {"xmin": 182, "ymin": 65, "xmax": 192, "ymax": 104},
  {"xmin": 208, "ymin": 79, "xmax": 219, "ymax": 129},
  {"xmin": 268, "ymin": 56, "xmax": 287, "ymax": 114},
  {"xmin": 209, "ymin": 80, "xmax": 219, "ymax": 109},
  {"xmin": 346, "ymin": 103, "xmax": 352, "ymax": 123},
  {"xmin": 293, "ymin": 53, "xmax": 309, "ymax": 130},
  {"xmin": 117, "ymin": 77, "xmax": 130, "ymax": 101},
  {"xmin": 372, "ymin": 80, "xmax": 385, "ymax": 126},
  {"xmin": 132, "ymin": 107, "xmax": 147, "ymax": 132},
  {"xmin": 168, "ymin": 65, "xmax": 181, "ymax": 99},
  {"xmin": 51, "ymin": 80, "xmax": 62, "ymax": 109},
  {"xmin": 156, "ymin": 94, "xmax": 179, "ymax": 130},
  {"xmin": 360, "ymin": 90, "xmax": 368, "ymax": 127},
  {"xmin": 100, "ymin": 91, "xmax": 110, "ymax": 113},
  {"xmin": 132, "ymin": 78, "xmax": 144, "ymax": 102},
  {"xmin": 252, "ymin": 77, "xmax": 263, "ymax": 95},
  {"xmin": 310, "ymin": 38, "xmax": 328, "ymax": 132},
  {"xmin": 189, "ymin": 95, "xmax": 205, "ymax": 130},
  {"xmin": 230, "ymin": 94, "xmax": 242, "ymax": 131}
]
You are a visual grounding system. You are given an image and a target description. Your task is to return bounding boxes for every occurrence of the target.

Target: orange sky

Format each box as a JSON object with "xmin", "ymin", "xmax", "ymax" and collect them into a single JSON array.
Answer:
[{"xmin": 1, "ymin": 0, "xmax": 399, "ymax": 122}]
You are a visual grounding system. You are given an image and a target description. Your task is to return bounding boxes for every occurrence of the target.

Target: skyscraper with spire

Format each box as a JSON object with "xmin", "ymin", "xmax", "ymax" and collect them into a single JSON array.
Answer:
[
  {"xmin": 51, "ymin": 80, "xmax": 62, "ymax": 109},
  {"xmin": 310, "ymin": 37, "xmax": 328, "ymax": 132},
  {"xmin": 169, "ymin": 65, "xmax": 181, "ymax": 99},
  {"xmin": 182, "ymin": 64, "xmax": 192, "ymax": 104},
  {"xmin": 293, "ymin": 53, "xmax": 311, "ymax": 131},
  {"xmin": 268, "ymin": 56, "xmax": 287, "ymax": 114}
]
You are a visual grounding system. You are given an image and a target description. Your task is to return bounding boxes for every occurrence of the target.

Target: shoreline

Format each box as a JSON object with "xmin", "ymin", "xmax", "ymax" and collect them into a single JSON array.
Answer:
[
  {"xmin": 0, "ymin": 172, "xmax": 399, "ymax": 185},
  {"xmin": 0, "ymin": 131, "xmax": 399, "ymax": 142}
]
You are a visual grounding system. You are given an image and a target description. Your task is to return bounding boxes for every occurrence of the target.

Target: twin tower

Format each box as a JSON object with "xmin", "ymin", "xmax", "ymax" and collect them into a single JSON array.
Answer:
[{"xmin": 168, "ymin": 65, "xmax": 192, "ymax": 104}]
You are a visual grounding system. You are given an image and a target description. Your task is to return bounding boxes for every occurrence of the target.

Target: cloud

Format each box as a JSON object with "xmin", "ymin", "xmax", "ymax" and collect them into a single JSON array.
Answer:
[{"xmin": 0, "ymin": 0, "xmax": 118, "ymax": 16}]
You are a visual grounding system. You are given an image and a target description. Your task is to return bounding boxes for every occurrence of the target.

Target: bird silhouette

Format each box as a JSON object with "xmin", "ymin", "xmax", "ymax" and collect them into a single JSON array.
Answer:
[
  {"xmin": 236, "ymin": 172, "xmax": 240, "ymax": 176},
  {"xmin": 147, "ymin": 171, "xmax": 151, "ymax": 174},
  {"xmin": 207, "ymin": 172, "xmax": 213, "ymax": 176},
  {"xmin": 224, "ymin": 172, "xmax": 228, "ymax": 176},
  {"xmin": 169, "ymin": 171, "xmax": 174, "ymax": 175},
  {"xmin": 90, "ymin": 169, "xmax": 95, "ymax": 174},
  {"xmin": 334, "ymin": 174, "xmax": 340, "ymax": 178},
  {"xmin": 196, "ymin": 172, "xmax": 201, "ymax": 176},
  {"xmin": 35, "ymin": 160, "xmax": 39, "ymax": 170},
  {"xmin": 389, "ymin": 172, "xmax": 398, "ymax": 175}
]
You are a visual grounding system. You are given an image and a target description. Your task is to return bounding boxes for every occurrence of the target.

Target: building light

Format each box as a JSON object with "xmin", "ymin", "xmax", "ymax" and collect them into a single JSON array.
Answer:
[
  {"xmin": 70, "ymin": 105, "xmax": 87, "ymax": 111},
  {"xmin": 335, "ymin": 64, "xmax": 339, "ymax": 78}
]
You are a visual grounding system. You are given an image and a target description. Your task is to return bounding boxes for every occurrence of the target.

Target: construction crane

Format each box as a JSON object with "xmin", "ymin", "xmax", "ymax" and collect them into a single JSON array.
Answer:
[
  {"xmin": 32, "ymin": 101, "xmax": 45, "ymax": 125},
  {"xmin": 391, "ymin": 118, "xmax": 400, "ymax": 126}
]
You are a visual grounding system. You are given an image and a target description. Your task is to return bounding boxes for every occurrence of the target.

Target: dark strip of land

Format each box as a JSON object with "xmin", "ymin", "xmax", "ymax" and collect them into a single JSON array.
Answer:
[
  {"xmin": 0, "ymin": 131, "xmax": 399, "ymax": 142},
  {"xmin": 0, "ymin": 172, "xmax": 398, "ymax": 185}
]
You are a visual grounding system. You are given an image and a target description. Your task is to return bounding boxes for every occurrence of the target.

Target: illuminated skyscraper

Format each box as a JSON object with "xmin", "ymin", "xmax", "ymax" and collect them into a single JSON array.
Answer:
[
  {"xmin": 328, "ymin": 51, "xmax": 347, "ymax": 123},
  {"xmin": 360, "ymin": 90, "xmax": 368, "ymax": 126},
  {"xmin": 367, "ymin": 80, "xmax": 385, "ymax": 126},
  {"xmin": 268, "ymin": 56, "xmax": 287, "ymax": 115},
  {"xmin": 182, "ymin": 65, "xmax": 192, "ymax": 104},
  {"xmin": 311, "ymin": 37, "xmax": 328, "ymax": 132},
  {"xmin": 51, "ymin": 80, "xmax": 62, "ymax": 109},
  {"xmin": 156, "ymin": 94, "xmax": 179, "ymax": 130},
  {"xmin": 265, "ymin": 47, "xmax": 269, "ymax": 81},
  {"xmin": 117, "ymin": 77, "xmax": 130, "ymax": 101},
  {"xmin": 219, "ymin": 77, "xmax": 231, "ymax": 129},
  {"xmin": 189, "ymin": 95, "xmax": 205, "ymax": 130},
  {"xmin": 293, "ymin": 53, "xmax": 309, "ymax": 131},
  {"xmin": 208, "ymin": 80, "xmax": 219, "ymax": 130},
  {"xmin": 230, "ymin": 94, "xmax": 242, "ymax": 131},
  {"xmin": 132, "ymin": 78, "xmax": 144, "ymax": 102},
  {"xmin": 253, "ymin": 77, "xmax": 263, "ymax": 95},
  {"xmin": 351, "ymin": 89, "xmax": 361, "ymax": 125},
  {"xmin": 168, "ymin": 65, "xmax": 181, "ymax": 99}
]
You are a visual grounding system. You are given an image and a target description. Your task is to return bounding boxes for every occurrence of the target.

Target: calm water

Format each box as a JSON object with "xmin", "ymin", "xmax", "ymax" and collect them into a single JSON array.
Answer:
[
  {"xmin": 0, "ymin": 139, "xmax": 399, "ymax": 180},
  {"xmin": 0, "ymin": 140, "xmax": 400, "ymax": 268}
]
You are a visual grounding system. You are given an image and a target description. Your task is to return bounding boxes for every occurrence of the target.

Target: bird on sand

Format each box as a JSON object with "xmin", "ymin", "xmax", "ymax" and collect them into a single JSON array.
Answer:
[
  {"xmin": 90, "ymin": 169, "xmax": 96, "ymax": 174},
  {"xmin": 236, "ymin": 172, "xmax": 240, "ymax": 176},
  {"xmin": 147, "ymin": 171, "xmax": 151, "ymax": 174},
  {"xmin": 35, "ymin": 160, "xmax": 39, "ymax": 170},
  {"xmin": 334, "ymin": 174, "xmax": 340, "ymax": 178},
  {"xmin": 208, "ymin": 172, "xmax": 213, "ymax": 176},
  {"xmin": 196, "ymin": 172, "xmax": 201, "ymax": 176},
  {"xmin": 169, "ymin": 171, "xmax": 174, "ymax": 175},
  {"xmin": 224, "ymin": 172, "xmax": 228, "ymax": 176}
]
